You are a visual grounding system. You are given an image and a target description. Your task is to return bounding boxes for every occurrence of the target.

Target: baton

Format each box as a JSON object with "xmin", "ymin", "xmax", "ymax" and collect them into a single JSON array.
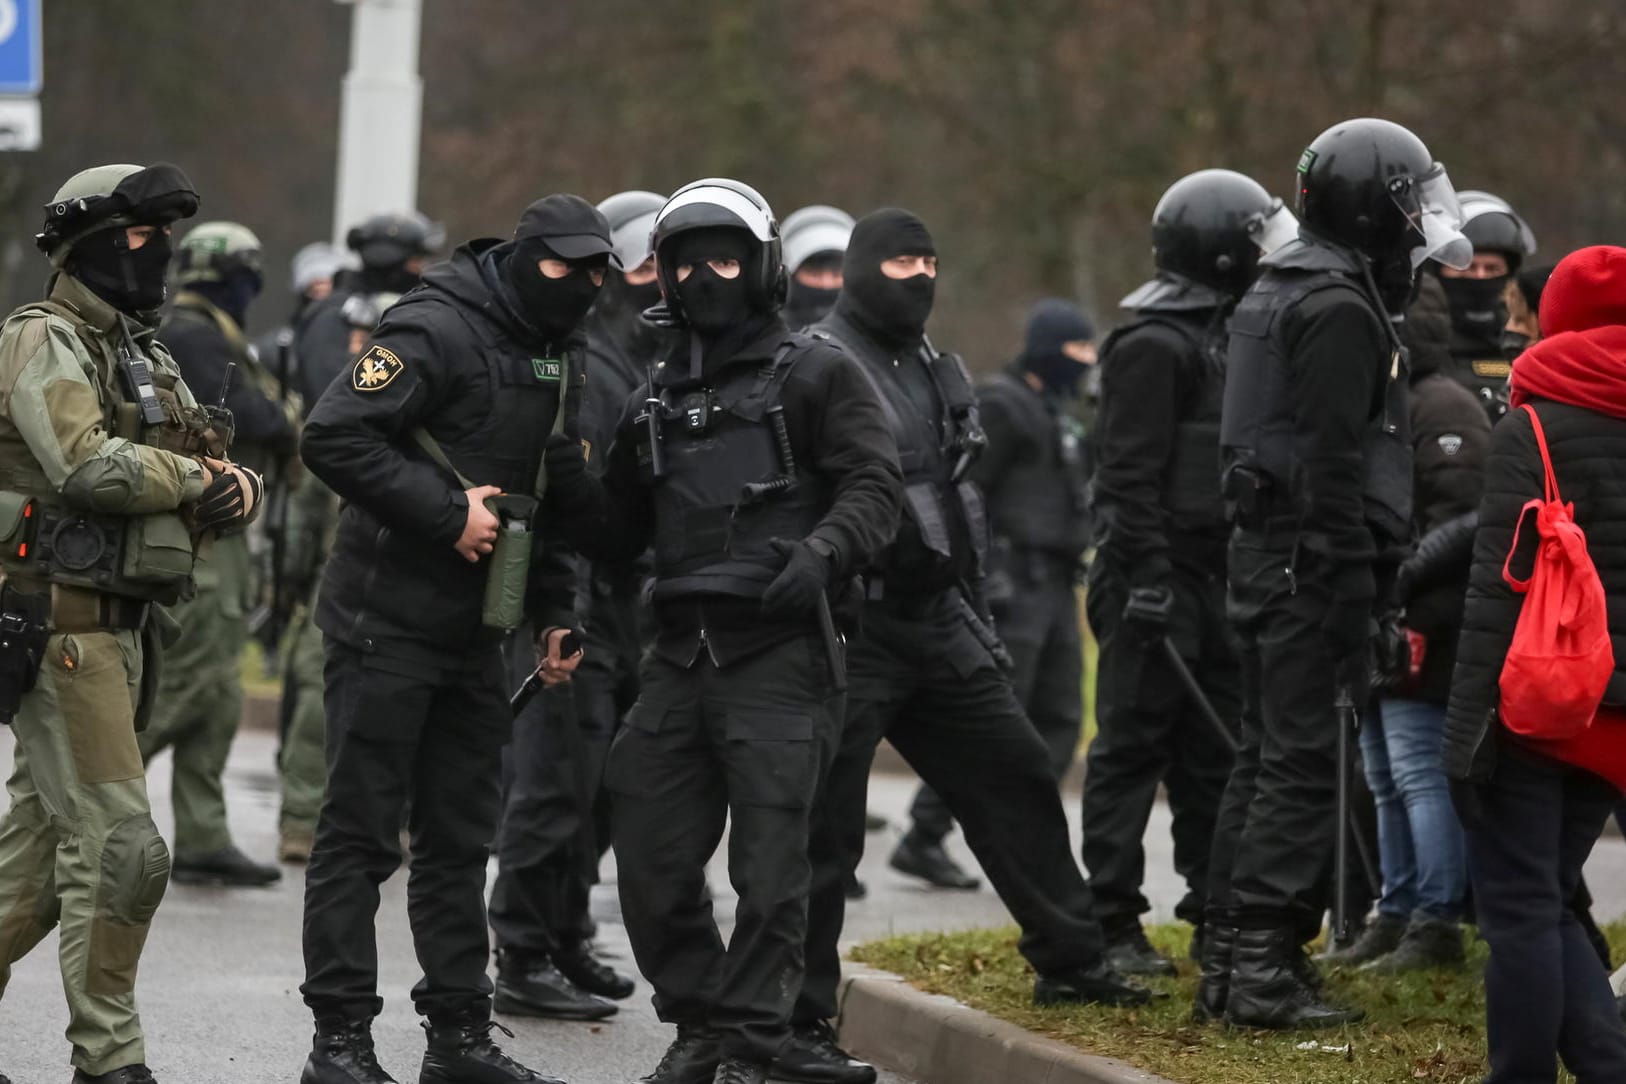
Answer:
[
  {"xmin": 816, "ymin": 591, "xmax": 847, "ymax": 693},
  {"xmin": 1332, "ymin": 683, "xmax": 1383, "ymax": 941},
  {"xmin": 509, "ymin": 631, "xmax": 581, "ymax": 718},
  {"xmin": 1161, "ymin": 637, "xmax": 1238, "ymax": 754}
]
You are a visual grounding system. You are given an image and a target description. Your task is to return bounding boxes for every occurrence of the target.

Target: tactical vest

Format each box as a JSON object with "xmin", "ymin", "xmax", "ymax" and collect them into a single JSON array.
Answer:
[
  {"xmin": 978, "ymin": 371, "xmax": 1091, "ymax": 557},
  {"xmin": 0, "ymin": 296, "xmax": 220, "ymax": 604},
  {"xmin": 817, "ymin": 325, "xmax": 988, "ymax": 589},
  {"xmin": 1100, "ymin": 313, "xmax": 1228, "ymax": 536},
  {"xmin": 638, "ymin": 335, "xmax": 828, "ymax": 601},
  {"xmin": 1221, "ymin": 264, "xmax": 1411, "ymax": 540}
]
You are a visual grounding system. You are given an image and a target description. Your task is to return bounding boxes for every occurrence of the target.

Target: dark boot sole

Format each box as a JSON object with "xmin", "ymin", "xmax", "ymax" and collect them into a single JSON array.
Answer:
[
  {"xmin": 769, "ymin": 1064, "xmax": 879, "ymax": 1084},
  {"xmin": 492, "ymin": 992, "xmax": 617, "ymax": 1021},
  {"xmin": 171, "ymin": 869, "xmax": 281, "ymax": 887}
]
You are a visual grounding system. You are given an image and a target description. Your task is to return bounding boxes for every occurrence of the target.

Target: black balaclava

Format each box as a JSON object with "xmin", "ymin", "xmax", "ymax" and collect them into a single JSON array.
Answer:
[
  {"xmin": 834, "ymin": 208, "xmax": 936, "ymax": 353},
  {"xmin": 666, "ymin": 227, "xmax": 771, "ymax": 377},
  {"xmin": 1019, "ymin": 298, "xmax": 1095, "ymax": 398},
  {"xmin": 1438, "ymin": 269, "xmax": 1509, "ymax": 354},
  {"xmin": 189, "ymin": 267, "xmax": 263, "ymax": 329},
  {"xmin": 595, "ymin": 269, "xmax": 664, "ymax": 354},
  {"xmin": 784, "ymin": 250, "xmax": 843, "ymax": 330},
  {"xmin": 502, "ymin": 236, "xmax": 606, "ymax": 344},
  {"xmin": 70, "ymin": 225, "xmax": 173, "ymax": 313}
]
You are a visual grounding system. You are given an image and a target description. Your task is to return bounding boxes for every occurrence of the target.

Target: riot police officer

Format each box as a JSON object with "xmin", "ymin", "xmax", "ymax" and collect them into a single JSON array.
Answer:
[
  {"xmin": 549, "ymin": 179, "xmax": 903, "ymax": 1084},
  {"xmin": 292, "ymin": 210, "xmax": 443, "ymax": 412},
  {"xmin": 893, "ymin": 297, "xmax": 1099, "ymax": 892},
  {"xmin": 487, "ymin": 190, "xmax": 668, "ymax": 1022},
  {"xmin": 1082, "ymin": 171, "xmax": 1296, "ymax": 976},
  {"xmin": 1205, "ymin": 119, "xmax": 1471, "ymax": 1029},
  {"xmin": 1432, "ymin": 190, "xmax": 1537, "ymax": 421},
  {"xmin": 297, "ymin": 194, "xmax": 614, "ymax": 1084},
  {"xmin": 139, "ymin": 220, "xmax": 296, "ymax": 887},
  {"xmin": 781, "ymin": 205, "xmax": 855, "ymax": 330},
  {"xmin": 0, "ymin": 162, "xmax": 260, "ymax": 1084},
  {"xmin": 789, "ymin": 207, "xmax": 1151, "ymax": 1084}
]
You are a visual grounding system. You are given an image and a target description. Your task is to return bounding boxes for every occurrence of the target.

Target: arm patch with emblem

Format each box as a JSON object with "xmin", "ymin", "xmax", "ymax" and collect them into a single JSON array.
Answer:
[{"xmin": 353, "ymin": 345, "xmax": 405, "ymax": 392}]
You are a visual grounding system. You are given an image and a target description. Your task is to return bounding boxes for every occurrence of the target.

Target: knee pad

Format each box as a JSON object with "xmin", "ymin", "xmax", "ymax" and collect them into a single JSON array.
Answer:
[{"xmin": 98, "ymin": 815, "xmax": 170, "ymax": 925}]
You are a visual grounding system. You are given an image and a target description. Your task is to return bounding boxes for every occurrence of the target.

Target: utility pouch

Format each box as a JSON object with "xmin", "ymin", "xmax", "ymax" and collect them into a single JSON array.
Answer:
[
  {"xmin": 0, "ymin": 491, "xmax": 32, "ymax": 552},
  {"xmin": 0, "ymin": 583, "xmax": 50, "ymax": 725},
  {"xmin": 120, "ymin": 512, "xmax": 196, "ymax": 603},
  {"xmin": 482, "ymin": 494, "xmax": 538, "ymax": 631}
]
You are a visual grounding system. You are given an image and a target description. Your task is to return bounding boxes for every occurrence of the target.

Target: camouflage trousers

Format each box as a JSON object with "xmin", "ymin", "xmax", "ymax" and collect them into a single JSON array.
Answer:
[
  {"xmin": 278, "ymin": 604, "xmax": 327, "ymax": 836},
  {"xmin": 0, "ymin": 629, "xmax": 166, "ymax": 1075}
]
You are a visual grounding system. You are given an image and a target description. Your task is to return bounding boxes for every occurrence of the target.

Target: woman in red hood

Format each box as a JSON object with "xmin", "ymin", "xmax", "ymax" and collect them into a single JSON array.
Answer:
[{"xmin": 1444, "ymin": 245, "xmax": 1626, "ymax": 1083}]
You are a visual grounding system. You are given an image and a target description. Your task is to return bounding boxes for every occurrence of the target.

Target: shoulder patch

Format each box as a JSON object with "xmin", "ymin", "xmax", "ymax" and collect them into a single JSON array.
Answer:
[
  {"xmin": 353, "ymin": 344, "xmax": 405, "ymax": 392},
  {"xmin": 1437, "ymin": 433, "xmax": 1463, "ymax": 456}
]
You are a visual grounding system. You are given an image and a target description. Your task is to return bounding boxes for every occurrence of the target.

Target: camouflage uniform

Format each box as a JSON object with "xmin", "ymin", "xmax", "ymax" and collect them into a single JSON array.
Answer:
[{"xmin": 276, "ymin": 473, "xmax": 339, "ymax": 854}]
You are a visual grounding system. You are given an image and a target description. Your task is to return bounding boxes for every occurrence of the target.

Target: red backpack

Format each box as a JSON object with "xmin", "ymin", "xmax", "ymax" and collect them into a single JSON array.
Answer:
[{"xmin": 1498, "ymin": 403, "xmax": 1616, "ymax": 739}]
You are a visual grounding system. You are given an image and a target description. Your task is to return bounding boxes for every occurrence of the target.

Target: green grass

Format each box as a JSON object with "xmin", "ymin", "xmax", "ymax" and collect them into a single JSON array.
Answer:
[{"xmin": 851, "ymin": 923, "xmax": 1626, "ymax": 1084}]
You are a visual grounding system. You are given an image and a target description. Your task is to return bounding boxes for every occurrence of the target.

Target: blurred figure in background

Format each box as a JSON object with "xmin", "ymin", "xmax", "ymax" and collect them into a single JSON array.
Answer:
[
  {"xmin": 1433, "ymin": 191, "xmax": 1538, "ymax": 422},
  {"xmin": 780, "ymin": 205, "xmax": 854, "ymax": 330}
]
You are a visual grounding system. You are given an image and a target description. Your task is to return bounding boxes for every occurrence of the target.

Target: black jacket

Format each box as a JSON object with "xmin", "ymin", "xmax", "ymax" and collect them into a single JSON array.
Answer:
[
  {"xmin": 301, "ymin": 239, "xmax": 580, "ymax": 666},
  {"xmin": 585, "ymin": 317, "xmax": 902, "ymax": 667},
  {"xmin": 972, "ymin": 367, "xmax": 1091, "ymax": 571},
  {"xmin": 1444, "ymin": 400, "xmax": 1626, "ymax": 781},
  {"xmin": 1398, "ymin": 277, "xmax": 1491, "ymax": 703}
]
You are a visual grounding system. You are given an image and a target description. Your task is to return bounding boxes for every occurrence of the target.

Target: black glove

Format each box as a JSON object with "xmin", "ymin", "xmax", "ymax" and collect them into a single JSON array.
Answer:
[
  {"xmin": 1122, "ymin": 585, "xmax": 1173, "ymax": 644},
  {"xmin": 761, "ymin": 538, "xmax": 833, "ymax": 619},
  {"xmin": 195, "ymin": 462, "xmax": 263, "ymax": 533},
  {"xmin": 1322, "ymin": 564, "xmax": 1376, "ymax": 658},
  {"xmin": 542, "ymin": 434, "xmax": 596, "ymax": 514},
  {"xmin": 1369, "ymin": 613, "xmax": 1411, "ymax": 691}
]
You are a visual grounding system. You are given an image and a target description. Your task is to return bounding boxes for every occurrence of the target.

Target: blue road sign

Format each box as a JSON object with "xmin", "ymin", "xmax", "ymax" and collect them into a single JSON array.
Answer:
[{"xmin": 0, "ymin": 0, "xmax": 41, "ymax": 96}]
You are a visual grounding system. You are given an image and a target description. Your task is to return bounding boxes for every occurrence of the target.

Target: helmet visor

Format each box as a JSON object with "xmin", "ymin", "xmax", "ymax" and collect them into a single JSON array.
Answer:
[
  {"xmin": 1403, "ymin": 165, "xmax": 1472, "ymax": 270},
  {"xmin": 1248, "ymin": 200, "xmax": 1299, "ymax": 258}
]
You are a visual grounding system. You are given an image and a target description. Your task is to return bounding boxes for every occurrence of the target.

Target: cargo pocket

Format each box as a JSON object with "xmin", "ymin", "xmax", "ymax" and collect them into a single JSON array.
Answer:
[
  {"xmin": 604, "ymin": 699, "xmax": 665, "ymax": 796},
  {"xmin": 56, "ymin": 634, "xmax": 143, "ymax": 784},
  {"xmin": 724, "ymin": 712, "xmax": 817, "ymax": 810},
  {"xmin": 343, "ymin": 660, "xmax": 433, "ymax": 745}
]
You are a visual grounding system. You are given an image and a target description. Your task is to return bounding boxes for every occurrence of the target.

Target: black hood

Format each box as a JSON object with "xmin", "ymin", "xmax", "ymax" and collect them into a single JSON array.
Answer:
[{"xmin": 417, "ymin": 237, "xmax": 584, "ymax": 353}]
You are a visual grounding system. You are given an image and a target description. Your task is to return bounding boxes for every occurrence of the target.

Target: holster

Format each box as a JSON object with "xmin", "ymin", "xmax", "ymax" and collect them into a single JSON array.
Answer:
[{"xmin": 0, "ymin": 583, "xmax": 49, "ymax": 725}]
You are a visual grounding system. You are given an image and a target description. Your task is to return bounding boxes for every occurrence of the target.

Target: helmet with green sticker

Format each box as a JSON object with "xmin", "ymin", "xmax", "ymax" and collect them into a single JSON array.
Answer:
[{"xmin": 175, "ymin": 221, "xmax": 264, "ymax": 286}]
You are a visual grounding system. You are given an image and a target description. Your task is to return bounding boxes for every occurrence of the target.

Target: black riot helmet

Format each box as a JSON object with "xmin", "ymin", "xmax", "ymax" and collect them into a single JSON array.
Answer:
[
  {"xmin": 1296, "ymin": 118, "xmax": 1471, "ymax": 271},
  {"xmin": 345, "ymin": 210, "xmax": 446, "ymax": 273},
  {"xmin": 1125, "ymin": 169, "xmax": 1298, "ymax": 310},
  {"xmin": 36, "ymin": 162, "xmax": 200, "ymax": 265},
  {"xmin": 650, "ymin": 178, "xmax": 786, "ymax": 323},
  {"xmin": 1456, "ymin": 190, "xmax": 1537, "ymax": 272}
]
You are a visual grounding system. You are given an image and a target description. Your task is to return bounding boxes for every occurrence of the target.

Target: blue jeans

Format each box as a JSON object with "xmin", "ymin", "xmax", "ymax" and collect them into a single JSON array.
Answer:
[{"xmin": 1359, "ymin": 698, "xmax": 1466, "ymax": 922}]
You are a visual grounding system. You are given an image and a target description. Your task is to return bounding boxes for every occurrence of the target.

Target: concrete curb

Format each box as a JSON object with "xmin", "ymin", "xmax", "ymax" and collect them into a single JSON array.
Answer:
[{"xmin": 835, "ymin": 962, "xmax": 1177, "ymax": 1084}]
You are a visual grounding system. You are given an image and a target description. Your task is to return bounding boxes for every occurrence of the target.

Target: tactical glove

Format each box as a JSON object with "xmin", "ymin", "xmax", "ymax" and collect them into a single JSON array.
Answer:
[
  {"xmin": 195, "ymin": 461, "xmax": 263, "ymax": 533},
  {"xmin": 1122, "ymin": 584, "xmax": 1173, "ymax": 644},
  {"xmin": 542, "ymin": 433, "xmax": 596, "ymax": 515},
  {"xmin": 762, "ymin": 538, "xmax": 834, "ymax": 619},
  {"xmin": 1369, "ymin": 613, "xmax": 1411, "ymax": 692}
]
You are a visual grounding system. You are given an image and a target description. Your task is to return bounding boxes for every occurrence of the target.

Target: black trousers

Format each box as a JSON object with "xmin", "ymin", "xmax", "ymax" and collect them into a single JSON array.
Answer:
[
  {"xmin": 1080, "ymin": 558, "xmax": 1237, "ymax": 930},
  {"xmin": 907, "ymin": 568, "xmax": 1083, "ymax": 840},
  {"xmin": 301, "ymin": 641, "xmax": 508, "ymax": 1021},
  {"xmin": 1209, "ymin": 533, "xmax": 1348, "ymax": 934},
  {"xmin": 797, "ymin": 591, "xmax": 1105, "ymax": 1025},
  {"xmin": 489, "ymin": 620, "xmax": 631, "ymax": 957},
  {"xmin": 606, "ymin": 635, "xmax": 839, "ymax": 1063},
  {"xmin": 1466, "ymin": 741, "xmax": 1626, "ymax": 1083}
]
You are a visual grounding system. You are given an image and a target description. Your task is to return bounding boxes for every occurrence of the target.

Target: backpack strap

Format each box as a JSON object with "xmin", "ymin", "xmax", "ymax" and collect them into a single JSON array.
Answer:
[
  {"xmin": 1521, "ymin": 402, "xmax": 1561, "ymax": 504},
  {"xmin": 1503, "ymin": 403, "xmax": 1563, "ymax": 593}
]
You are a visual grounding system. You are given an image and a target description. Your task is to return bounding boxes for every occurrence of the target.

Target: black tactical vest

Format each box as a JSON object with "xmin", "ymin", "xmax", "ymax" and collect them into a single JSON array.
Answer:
[
  {"xmin": 816, "ymin": 321, "xmax": 988, "ymax": 590},
  {"xmin": 640, "ymin": 335, "xmax": 828, "ymax": 601},
  {"xmin": 979, "ymin": 371, "xmax": 1091, "ymax": 557},
  {"xmin": 1221, "ymin": 243, "xmax": 1412, "ymax": 541}
]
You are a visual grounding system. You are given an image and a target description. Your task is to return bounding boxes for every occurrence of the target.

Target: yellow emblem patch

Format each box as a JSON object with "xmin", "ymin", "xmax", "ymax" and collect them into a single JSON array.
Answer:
[
  {"xmin": 580, "ymin": 438, "xmax": 592, "ymax": 463},
  {"xmin": 353, "ymin": 345, "xmax": 405, "ymax": 392}
]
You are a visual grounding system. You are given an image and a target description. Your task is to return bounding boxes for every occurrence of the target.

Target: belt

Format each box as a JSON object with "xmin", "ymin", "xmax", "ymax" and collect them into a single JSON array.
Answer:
[
  {"xmin": 49, "ymin": 585, "xmax": 149, "ymax": 633},
  {"xmin": 864, "ymin": 578, "xmax": 949, "ymax": 620}
]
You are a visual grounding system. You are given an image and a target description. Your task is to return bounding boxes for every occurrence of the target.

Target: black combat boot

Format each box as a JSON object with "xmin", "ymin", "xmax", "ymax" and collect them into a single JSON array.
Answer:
[
  {"xmin": 72, "ymin": 1067, "xmax": 157, "ymax": 1084},
  {"xmin": 171, "ymin": 843, "xmax": 282, "ymax": 887},
  {"xmin": 637, "ymin": 1025, "xmax": 722, "ymax": 1084},
  {"xmin": 711, "ymin": 1055, "xmax": 767, "ymax": 1084},
  {"xmin": 1192, "ymin": 923, "xmax": 1236, "ymax": 1024},
  {"xmin": 553, "ymin": 939, "xmax": 636, "ymax": 1000},
  {"xmin": 1362, "ymin": 916, "xmax": 1465, "ymax": 973},
  {"xmin": 1317, "ymin": 911, "xmax": 1404, "ymax": 967},
  {"xmin": 1102, "ymin": 924, "xmax": 1177, "ymax": 977},
  {"xmin": 300, "ymin": 1017, "xmax": 397, "ymax": 1084},
  {"xmin": 1225, "ymin": 928, "xmax": 1364, "ymax": 1030},
  {"xmin": 494, "ymin": 949, "xmax": 617, "ymax": 1020},
  {"xmin": 1033, "ymin": 960, "xmax": 1153, "ymax": 1007},
  {"xmin": 420, "ymin": 1013, "xmax": 564, "ymax": 1084},
  {"xmin": 771, "ymin": 1021, "xmax": 878, "ymax": 1084},
  {"xmin": 888, "ymin": 830, "xmax": 980, "ymax": 890}
]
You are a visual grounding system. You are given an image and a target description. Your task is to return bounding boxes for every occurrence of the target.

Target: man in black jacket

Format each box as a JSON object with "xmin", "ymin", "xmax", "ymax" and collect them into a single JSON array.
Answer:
[
  {"xmin": 487, "ymin": 190, "xmax": 668, "ymax": 1022},
  {"xmin": 788, "ymin": 207, "xmax": 1151, "ymax": 1084},
  {"xmin": 1085, "ymin": 171, "xmax": 1294, "ymax": 982},
  {"xmin": 551, "ymin": 179, "xmax": 903, "ymax": 1084},
  {"xmin": 297, "ymin": 194, "xmax": 615, "ymax": 1084},
  {"xmin": 1208, "ymin": 119, "xmax": 1471, "ymax": 1029},
  {"xmin": 892, "ymin": 298, "xmax": 1097, "ymax": 891}
]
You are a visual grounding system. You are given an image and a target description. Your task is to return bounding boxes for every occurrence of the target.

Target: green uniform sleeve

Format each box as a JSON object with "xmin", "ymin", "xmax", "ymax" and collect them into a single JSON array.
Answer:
[{"xmin": 0, "ymin": 314, "xmax": 204, "ymax": 513}]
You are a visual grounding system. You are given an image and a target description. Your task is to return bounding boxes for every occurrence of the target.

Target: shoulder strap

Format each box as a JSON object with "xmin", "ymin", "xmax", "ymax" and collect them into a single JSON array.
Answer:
[
  {"xmin": 1520, "ymin": 402, "xmax": 1560, "ymax": 504},
  {"xmin": 411, "ymin": 428, "xmax": 475, "ymax": 490}
]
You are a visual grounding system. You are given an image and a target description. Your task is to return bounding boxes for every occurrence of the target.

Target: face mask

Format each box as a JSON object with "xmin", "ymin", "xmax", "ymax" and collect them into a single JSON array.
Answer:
[
  {"xmin": 70, "ymin": 227, "xmax": 173, "ymax": 313},
  {"xmin": 1439, "ymin": 275, "xmax": 1510, "ymax": 349},
  {"xmin": 370, "ymin": 263, "xmax": 423, "ymax": 295},
  {"xmin": 503, "ymin": 239, "xmax": 603, "ymax": 343},
  {"xmin": 1025, "ymin": 350, "xmax": 1089, "ymax": 398},
  {"xmin": 784, "ymin": 280, "xmax": 841, "ymax": 329},
  {"xmin": 838, "ymin": 209, "xmax": 938, "ymax": 348},
  {"xmin": 675, "ymin": 264, "xmax": 751, "ymax": 334},
  {"xmin": 1500, "ymin": 329, "xmax": 1531, "ymax": 361}
]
